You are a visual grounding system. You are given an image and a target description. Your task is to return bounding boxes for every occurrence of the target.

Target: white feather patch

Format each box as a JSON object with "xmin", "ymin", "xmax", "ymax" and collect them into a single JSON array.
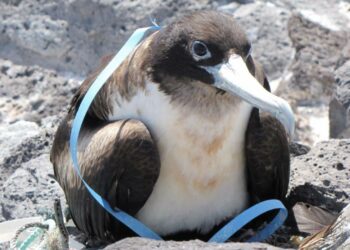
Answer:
[{"xmin": 109, "ymin": 81, "xmax": 253, "ymax": 235}]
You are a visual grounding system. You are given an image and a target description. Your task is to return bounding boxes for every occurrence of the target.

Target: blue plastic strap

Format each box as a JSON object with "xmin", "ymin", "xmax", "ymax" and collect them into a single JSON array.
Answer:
[
  {"xmin": 69, "ymin": 25, "xmax": 162, "ymax": 240},
  {"xmin": 209, "ymin": 199, "xmax": 288, "ymax": 243},
  {"xmin": 69, "ymin": 24, "xmax": 287, "ymax": 243}
]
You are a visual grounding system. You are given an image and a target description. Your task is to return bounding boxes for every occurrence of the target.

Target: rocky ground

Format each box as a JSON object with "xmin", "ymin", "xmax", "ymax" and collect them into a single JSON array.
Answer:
[{"xmin": 0, "ymin": 0, "xmax": 350, "ymax": 249}]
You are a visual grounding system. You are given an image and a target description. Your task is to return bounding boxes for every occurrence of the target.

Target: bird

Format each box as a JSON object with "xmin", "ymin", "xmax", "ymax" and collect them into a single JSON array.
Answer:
[{"xmin": 50, "ymin": 10, "xmax": 294, "ymax": 244}]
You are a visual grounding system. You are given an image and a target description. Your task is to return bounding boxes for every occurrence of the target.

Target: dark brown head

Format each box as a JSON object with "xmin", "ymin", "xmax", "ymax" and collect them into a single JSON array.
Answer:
[
  {"xmin": 149, "ymin": 11, "xmax": 252, "ymax": 86},
  {"xmin": 145, "ymin": 11, "xmax": 294, "ymax": 137}
]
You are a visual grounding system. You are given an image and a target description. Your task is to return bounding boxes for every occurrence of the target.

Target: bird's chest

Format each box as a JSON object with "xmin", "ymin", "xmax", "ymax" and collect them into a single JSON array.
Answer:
[
  {"xmin": 156, "ymin": 114, "xmax": 245, "ymax": 192},
  {"xmin": 110, "ymin": 84, "xmax": 253, "ymax": 235},
  {"xmin": 138, "ymin": 103, "xmax": 252, "ymax": 235}
]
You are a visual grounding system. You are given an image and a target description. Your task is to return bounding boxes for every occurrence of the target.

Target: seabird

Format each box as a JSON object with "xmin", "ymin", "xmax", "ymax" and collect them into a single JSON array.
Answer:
[{"xmin": 51, "ymin": 10, "xmax": 293, "ymax": 243}]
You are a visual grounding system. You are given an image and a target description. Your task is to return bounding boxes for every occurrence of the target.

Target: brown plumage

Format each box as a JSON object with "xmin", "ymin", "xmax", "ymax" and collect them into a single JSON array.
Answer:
[
  {"xmin": 245, "ymin": 111, "xmax": 290, "ymax": 203},
  {"xmin": 51, "ymin": 117, "xmax": 160, "ymax": 242}
]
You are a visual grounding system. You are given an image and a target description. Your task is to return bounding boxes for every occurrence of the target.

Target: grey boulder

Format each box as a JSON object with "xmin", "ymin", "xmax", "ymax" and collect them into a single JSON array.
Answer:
[
  {"xmin": 288, "ymin": 139, "xmax": 350, "ymax": 213},
  {"xmin": 0, "ymin": 154, "xmax": 65, "ymax": 222},
  {"xmin": 329, "ymin": 60, "xmax": 350, "ymax": 139}
]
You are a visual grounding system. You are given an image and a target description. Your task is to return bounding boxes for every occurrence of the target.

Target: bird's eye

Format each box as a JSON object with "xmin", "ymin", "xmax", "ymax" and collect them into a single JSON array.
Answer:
[{"xmin": 191, "ymin": 41, "xmax": 211, "ymax": 61}]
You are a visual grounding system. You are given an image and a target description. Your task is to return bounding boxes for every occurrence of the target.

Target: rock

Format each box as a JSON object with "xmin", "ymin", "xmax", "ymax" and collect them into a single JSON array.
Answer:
[
  {"xmin": 231, "ymin": 1, "xmax": 294, "ymax": 80},
  {"xmin": 299, "ymin": 203, "xmax": 350, "ymax": 249},
  {"xmin": 0, "ymin": 0, "xmax": 212, "ymax": 76},
  {"xmin": 0, "ymin": 121, "xmax": 52, "ymax": 187},
  {"xmin": 0, "ymin": 59, "xmax": 79, "ymax": 125},
  {"xmin": 329, "ymin": 60, "xmax": 350, "ymax": 139},
  {"xmin": 294, "ymin": 105, "xmax": 330, "ymax": 145},
  {"xmin": 103, "ymin": 237, "xmax": 290, "ymax": 250},
  {"xmin": 0, "ymin": 154, "xmax": 65, "ymax": 222},
  {"xmin": 337, "ymin": 35, "xmax": 350, "ymax": 68},
  {"xmin": 288, "ymin": 139, "xmax": 350, "ymax": 213},
  {"xmin": 289, "ymin": 141, "xmax": 311, "ymax": 157},
  {"xmin": 267, "ymin": 0, "xmax": 350, "ymax": 31},
  {"xmin": 272, "ymin": 10, "xmax": 349, "ymax": 143},
  {"xmin": 0, "ymin": 0, "xmax": 293, "ymax": 82},
  {"xmin": 276, "ymin": 12, "xmax": 348, "ymax": 105}
]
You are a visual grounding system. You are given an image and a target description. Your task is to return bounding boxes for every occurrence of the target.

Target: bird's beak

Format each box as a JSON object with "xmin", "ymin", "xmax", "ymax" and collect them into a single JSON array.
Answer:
[{"xmin": 206, "ymin": 54, "xmax": 295, "ymax": 138}]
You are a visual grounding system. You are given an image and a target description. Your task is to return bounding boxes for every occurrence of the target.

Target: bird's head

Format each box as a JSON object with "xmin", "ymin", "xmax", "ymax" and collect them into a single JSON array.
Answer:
[{"xmin": 146, "ymin": 11, "xmax": 294, "ymax": 137}]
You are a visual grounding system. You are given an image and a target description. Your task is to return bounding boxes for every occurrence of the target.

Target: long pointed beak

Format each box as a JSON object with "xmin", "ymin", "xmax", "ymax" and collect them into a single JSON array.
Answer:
[{"xmin": 206, "ymin": 55, "xmax": 295, "ymax": 138}]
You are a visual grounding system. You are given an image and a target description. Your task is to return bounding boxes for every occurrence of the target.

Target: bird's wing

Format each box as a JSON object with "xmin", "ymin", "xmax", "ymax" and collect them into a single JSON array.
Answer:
[
  {"xmin": 69, "ymin": 33, "xmax": 154, "ymax": 122},
  {"xmin": 244, "ymin": 58, "xmax": 290, "ymax": 204},
  {"xmin": 51, "ymin": 48, "xmax": 160, "ymax": 242}
]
